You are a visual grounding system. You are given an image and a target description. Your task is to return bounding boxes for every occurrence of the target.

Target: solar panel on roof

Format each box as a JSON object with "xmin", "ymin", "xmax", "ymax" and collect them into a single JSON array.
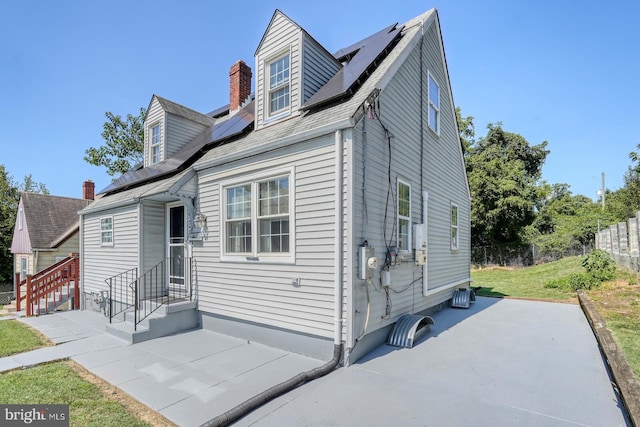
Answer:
[
  {"xmin": 302, "ymin": 23, "xmax": 403, "ymax": 111},
  {"xmin": 99, "ymin": 101, "xmax": 254, "ymax": 195}
]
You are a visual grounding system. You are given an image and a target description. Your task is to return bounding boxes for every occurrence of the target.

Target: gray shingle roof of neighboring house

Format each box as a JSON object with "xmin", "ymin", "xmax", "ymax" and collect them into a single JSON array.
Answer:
[{"xmin": 21, "ymin": 193, "xmax": 92, "ymax": 248}]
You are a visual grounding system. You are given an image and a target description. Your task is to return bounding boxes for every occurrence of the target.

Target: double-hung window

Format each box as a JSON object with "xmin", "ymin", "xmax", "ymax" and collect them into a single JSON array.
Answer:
[
  {"xmin": 397, "ymin": 180, "xmax": 412, "ymax": 252},
  {"xmin": 451, "ymin": 203, "xmax": 459, "ymax": 251},
  {"xmin": 100, "ymin": 216, "xmax": 113, "ymax": 246},
  {"xmin": 428, "ymin": 73, "xmax": 440, "ymax": 134},
  {"xmin": 268, "ymin": 53, "xmax": 290, "ymax": 116},
  {"xmin": 223, "ymin": 171, "xmax": 293, "ymax": 262},
  {"xmin": 258, "ymin": 176, "xmax": 290, "ymax": 253},
  {"xmin": 151, "ymin": 123, "xmax": 161, "ymax": 164}
]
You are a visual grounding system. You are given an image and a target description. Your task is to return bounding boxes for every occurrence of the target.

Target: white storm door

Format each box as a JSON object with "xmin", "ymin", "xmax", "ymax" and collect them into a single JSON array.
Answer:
[{"xmin": 167, "ymin": 203, "xmax": 186, "ymax": 291}]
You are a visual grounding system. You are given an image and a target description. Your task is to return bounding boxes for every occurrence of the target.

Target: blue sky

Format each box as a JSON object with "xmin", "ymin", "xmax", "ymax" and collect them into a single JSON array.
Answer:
[{"xmin": 1, "ymin": 0, "xmax": 638, "ymax": 200}]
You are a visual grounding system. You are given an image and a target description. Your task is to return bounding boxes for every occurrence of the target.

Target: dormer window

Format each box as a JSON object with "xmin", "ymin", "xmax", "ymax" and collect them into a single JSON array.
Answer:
[
  {"xmin": 268, "ymin": 53, "xmax": 290, "ymax": 116},
  {"xmin": 151, "ymin": 123, "xmax": 161, "ymax": 164}
]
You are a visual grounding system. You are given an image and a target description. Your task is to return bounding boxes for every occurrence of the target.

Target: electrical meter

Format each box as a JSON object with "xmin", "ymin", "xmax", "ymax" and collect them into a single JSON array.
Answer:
[{"xmin": 358, "ymin": 245, "xmax": 377, "ymax": 281}]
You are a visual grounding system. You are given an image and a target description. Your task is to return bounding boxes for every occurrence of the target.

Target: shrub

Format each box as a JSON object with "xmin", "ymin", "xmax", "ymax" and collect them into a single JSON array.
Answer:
[
  {"xmin": 544, "ymin": 277, "xmax": 568, "ymax": 289},
  {"xmin": 566, "ymin": 272, "xmax": 600, "ymax": 291},
  {"xmin": 581, "ymin": 250, "xmax": 616, "ymax": 282}
]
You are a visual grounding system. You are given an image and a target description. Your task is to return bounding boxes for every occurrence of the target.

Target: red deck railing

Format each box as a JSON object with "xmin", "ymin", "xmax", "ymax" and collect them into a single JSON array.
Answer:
[{"xmin": 15, "ymin": 254, "xmax": 80, "ymax": 316}]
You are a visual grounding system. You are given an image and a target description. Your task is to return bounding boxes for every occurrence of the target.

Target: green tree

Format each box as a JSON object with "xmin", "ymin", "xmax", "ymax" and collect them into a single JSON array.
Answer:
[
  {"xmin": 0, "ymin": 166, "xmax": 48, "ymax": 283},
  {"xmin": 466, "ymin": 123, "xmax": 549, "ymax": 248},
  {"xmin": 84, "ymin": 107, "xmax": 146, "ymax": 178},
  {"xmin": 526, "ymin": 186, "xmax": 610, "ymax": 256},
  {"xmin": 455, "ymin": 107, "xmax": 475, "ymax": 156}
]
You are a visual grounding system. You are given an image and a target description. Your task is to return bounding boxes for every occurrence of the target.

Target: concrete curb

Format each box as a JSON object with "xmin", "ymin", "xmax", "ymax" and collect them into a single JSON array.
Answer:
[{"xmin": 578, "ymin": 289, "xmax": 640, "ymax": 427}]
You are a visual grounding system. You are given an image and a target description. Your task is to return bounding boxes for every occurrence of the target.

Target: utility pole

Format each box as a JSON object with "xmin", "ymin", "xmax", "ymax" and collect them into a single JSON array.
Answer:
[{"xmin": 601, "ymin": 172, "xmax": 606, "ymax": 210}]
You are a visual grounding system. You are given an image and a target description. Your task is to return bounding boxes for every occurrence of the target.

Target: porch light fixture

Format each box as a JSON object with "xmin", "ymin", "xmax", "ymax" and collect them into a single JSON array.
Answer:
[{"xmin": 193, "ymin": 212, "xmax": 207, "ymax": 230}]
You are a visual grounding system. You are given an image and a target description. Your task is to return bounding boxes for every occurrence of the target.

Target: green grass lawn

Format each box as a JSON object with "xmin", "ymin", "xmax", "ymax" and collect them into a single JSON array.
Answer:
[
  {"xmin": 587, "ymin": 279, "xmax": 640, "ymax": 379},
  {"xmin": 0, "ymin": 361, "xmax": 150, "ymax": 427},
  {"xmin": 471, "ymin": 256, "xmax": 583, "ymax": 302},
  {"xmin": 0, "ymin": 320, "xmax": 50, "ymax": 357}
]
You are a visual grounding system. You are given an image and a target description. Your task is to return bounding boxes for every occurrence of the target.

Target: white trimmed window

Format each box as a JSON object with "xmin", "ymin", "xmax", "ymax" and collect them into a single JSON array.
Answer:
[
  {"xmin": 451, "ymin": 203, "xmax": 459, "ymax": 250},
  {"xmin": 18, "ymin": 207, "xmax": 23, "ymax": 230},
  {"xmin": 223, "ymin": 171, "xmax": 293, "ymax": 262},
  {"xmin": 20, "ymin": 257, "xmax": 27, "ymax": 279},
  {"xmin": 100, "ymin": 216, "xmax": 114, "ymax": 246},
  {"xmin": 268, "ymin": 53, "xmax": 290, "ymax": 116},
  {"xmin": 428, "ymin": 73, "xmax": 440, "ymax": 134},
  {"xmin": 397, "ymin": 180, "xmax": 412, "ymax": 252},
  {"xmin": 151, "ymin": 123, "xmax": 161, "ymax": 164}
]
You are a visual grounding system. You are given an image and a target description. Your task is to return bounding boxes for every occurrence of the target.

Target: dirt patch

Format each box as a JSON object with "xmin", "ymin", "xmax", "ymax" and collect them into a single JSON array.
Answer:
[
  {"xmin": 66, "ymin": 360, "xmax": 176, "ymax": 427},
  {"xmin": 587, "ymin": 279, "xmax": 640, "ymax": 321},
  {"xmin": 501, "ymin": 295, "xmax": 578, "ymax": 304}
]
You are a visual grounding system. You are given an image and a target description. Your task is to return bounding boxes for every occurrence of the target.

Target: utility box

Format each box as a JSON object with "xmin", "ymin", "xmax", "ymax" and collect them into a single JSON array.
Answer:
[
  {"xmin": 358, "ymin": 245, "xmax": 376, "ymax": 281},
  {"xmin": 413, "ymin": 224, "xmax": 426, "ymax": 250}
]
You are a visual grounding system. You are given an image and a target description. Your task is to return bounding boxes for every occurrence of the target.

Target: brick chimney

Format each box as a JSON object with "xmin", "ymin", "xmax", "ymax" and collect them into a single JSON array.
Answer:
[
  {"xmin": 82, "ymin": 180, "xmax": 95, "ymax": 200},
  {"xmin": 229, "ymin": 60, "xmax": 252, "ymax": 111}
]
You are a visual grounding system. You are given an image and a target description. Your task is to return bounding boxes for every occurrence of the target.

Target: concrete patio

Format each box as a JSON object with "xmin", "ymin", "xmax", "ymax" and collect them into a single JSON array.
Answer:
[{"xmin": 1, "ymin": 297, "xmax": 631, "ymax": 426}]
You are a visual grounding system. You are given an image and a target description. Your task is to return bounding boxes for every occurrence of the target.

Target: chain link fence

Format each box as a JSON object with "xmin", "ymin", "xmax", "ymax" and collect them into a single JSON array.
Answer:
[
  {"xmin": 472, "ymin": 242, "xmax": 593, "ymax": 268},
  {"xmin": 0, "ymin": 292, "xmax": 13, "ymax": 305},
  {"xmin": 0, "ymin": 283, "xmax": 14, "ymax": 305}
]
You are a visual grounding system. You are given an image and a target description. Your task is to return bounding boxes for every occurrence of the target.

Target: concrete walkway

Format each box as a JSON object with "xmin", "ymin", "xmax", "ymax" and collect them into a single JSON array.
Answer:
[{"xmin": 1, "ymin": 297, "xmax": 631, "ymax": 426}]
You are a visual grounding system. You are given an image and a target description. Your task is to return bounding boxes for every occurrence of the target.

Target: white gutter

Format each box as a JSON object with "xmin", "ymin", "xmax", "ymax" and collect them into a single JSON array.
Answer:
[
  {"xmin": 334, "ymin": 129, "xmax": 344, "ymax": 346},
  {"xmin": 195, "ymin": 118, "xmax": 354, "ymax": 171}
]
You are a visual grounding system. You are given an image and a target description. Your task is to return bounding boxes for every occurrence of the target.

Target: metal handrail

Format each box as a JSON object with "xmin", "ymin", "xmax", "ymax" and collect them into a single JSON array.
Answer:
[
  {"xmin": 105, "ymin": 267, "xmax": 137, "ymax": 323},
  {"xmin": 132, "ymin": 257, "xmax": 192, "ymax": 330}
]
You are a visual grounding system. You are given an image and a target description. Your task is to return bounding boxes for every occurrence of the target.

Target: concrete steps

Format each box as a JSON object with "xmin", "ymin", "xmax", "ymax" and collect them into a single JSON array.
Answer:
[{"xmin": 105, "ymin": 300, "xmax": 199, "ymax": 344}]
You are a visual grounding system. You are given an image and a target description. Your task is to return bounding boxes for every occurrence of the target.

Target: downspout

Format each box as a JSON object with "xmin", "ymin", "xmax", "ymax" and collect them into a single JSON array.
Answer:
[
  {"xmin": 34, "ymin": 250, "xmax": 39, "ymax": 274},
  {"xmin": 200, "ymin": 130, "xmax": 345, "ymax": 427},
  {"xmin": 79, "ymin": 213, "xmax": 84, "ymax": 310}
]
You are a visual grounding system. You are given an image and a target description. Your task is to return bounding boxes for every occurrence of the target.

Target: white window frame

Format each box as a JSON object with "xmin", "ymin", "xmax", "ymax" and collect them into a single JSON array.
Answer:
[
  {"xmin": 397, "ymin": 179, "xmax": 412, "ymax": 252},
  {"xmin": 266, "ymin": 50, "xmax": 291, "ymax": 119},
  {"xmin": 100, "ymin": 216, "xmax": 114, "ymax": 246},
  {"xmin": 451, "ymin": 203, "xmax": 459, "ymax": 251},
  {"xmin": 428, "ymin": 72, "xmax": 440, "ymax": 134},
  {"xmin": 20, "ymin": 257, "xmax": 28, "ymax": 278},
  {"xmin": 150, "ymin": 123, "xmax": 161, "ymax": 164},
  {"xmin": 220, "ymin": 168, "xmax": 295, "ymax": 264},
  {"xmin": 18, "ymin": 207, "xmax": 23, "ymax": 230}
]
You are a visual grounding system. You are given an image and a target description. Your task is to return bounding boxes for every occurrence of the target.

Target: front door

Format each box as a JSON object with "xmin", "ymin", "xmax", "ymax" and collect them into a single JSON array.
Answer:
[{"xmin": 167, "ymin": 203, "xmax": 186, "ymax": 293}]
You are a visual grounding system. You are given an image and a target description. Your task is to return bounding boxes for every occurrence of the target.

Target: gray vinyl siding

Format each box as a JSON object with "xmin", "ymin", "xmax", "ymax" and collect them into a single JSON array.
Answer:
[
  {"xmin": 302, "ymin": 35, "xmax": 340, "ymax": 103},
  {"xmin": 140, "ymin": 201, "xmax": 165, "ymax": 274},
  {"xmin": 193, "ymin": 135, "xmax": 337, "ymax": 338},
  {"xmin": 82, "ymin": 205, "xmax": 140, "ymax": 294},
  {"xmin": 255, "ymin": 12, "xmax": 301, "ymax": 129},
  {"xmin": 144, "ymin": 99, "xmax": 165, "ymax": 167},
  {"xmin": 165, "ymin": 113, "xmax": 208, "ymax": 159},
  {"xmin": 349, "ymin": 22, "xmax": 470, "ymax": 338}
]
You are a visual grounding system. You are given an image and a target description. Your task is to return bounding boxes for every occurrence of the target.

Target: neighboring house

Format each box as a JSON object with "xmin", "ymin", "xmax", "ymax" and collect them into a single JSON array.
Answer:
[
  {"xmin": 10, "ymin": 181, "xmax": 95, "ymax": 292},
  {"xmin": 79, "ymin": 8, "xmax": 471, "ymax": 365}
]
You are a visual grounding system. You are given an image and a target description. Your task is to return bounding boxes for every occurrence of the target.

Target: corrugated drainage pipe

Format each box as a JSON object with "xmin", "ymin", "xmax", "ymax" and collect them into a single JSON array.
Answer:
[{"xmin": 200, "ymin": 344, "xmax": 342, "ymax": 427}]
